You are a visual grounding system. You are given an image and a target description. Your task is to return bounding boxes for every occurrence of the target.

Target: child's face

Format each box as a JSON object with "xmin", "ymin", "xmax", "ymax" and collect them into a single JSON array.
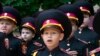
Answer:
[
  {"xmin": 0, "ymin": 19, "xmax": 16, "ymax": 34},
  {"xmin": 41, "ymin": 27, "xmax": 64, "ymax": 48},
  {"xmin": 69, "ymin": 21, "xmax": 78, "ymax": 38},
  {"xmin": 80, "ymin": 14, "xmax": 90, "ymax": 28},
  {"xmin": 21, "ymin": 28, "xmax": 35, "ymax": 41}
]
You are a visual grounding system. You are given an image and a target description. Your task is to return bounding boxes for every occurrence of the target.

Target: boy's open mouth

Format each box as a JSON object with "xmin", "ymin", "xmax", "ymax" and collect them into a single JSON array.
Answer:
[{"xmin": 47, "ymin": 39, "xmax": 52, "ymax": 42}]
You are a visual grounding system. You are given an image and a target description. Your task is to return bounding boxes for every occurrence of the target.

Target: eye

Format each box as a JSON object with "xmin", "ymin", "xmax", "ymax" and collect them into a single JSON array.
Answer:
[
  {"xmin": 6, "ymin": 22, "xmax": 12, "ymax": 25},
  {"xmin": 52, "ymin": 32, "xmax": 57, "ymax": 34},
  {"xmin": 21, "ymin": 32, "xmax": 25, "ymax": 34},
  {"xmin": 26, "ymin": 32, "xmax": 30, "ymax": 34},
  {"xmin": 43, "ymin": 32, "xmax": 48, "ymax": 35},
  {"xmin": 0, "ymin": 22, "xmax": 4, "ymax": 24}
]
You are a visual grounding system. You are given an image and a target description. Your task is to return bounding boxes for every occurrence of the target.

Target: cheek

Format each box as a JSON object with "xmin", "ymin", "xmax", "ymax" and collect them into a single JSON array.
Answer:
[
  {"xmin": 52, "ymin": 35, "xmax": 61, "ymax": 41},
  {"xmin": 84, "ymin": 18, "xmax": 90, "ymax": 22},
  {"xmin": 27, "ymin": 36, "xmax": 33, "ymax": 39},
  {"xmin": 21, "ymin": 33, "xmax": 29, "ymax": 36},
  {"xmin": 7, "ymin": 25, "xmax": 14, "ymax": 29},
  {"xmin": 41, "ymin": 35, "xmax": 47, "ymax": 42},
  {"xmin": 0, "ymin": 26, "xmax": 3, "ymax": 31},
  {"xmin": 42, "ymin": 35, "xmax": 46, "ymax": 40},
  {"xmin": 0, "ymin": 25, "xmax": 3, "ymax": 28},
  {"xmin": 29, "ymin": 34, "xmax": 35, "ymax": 38},
  {"xmin": 53, "ymin": 37, "xmax": 60, "ymax": 44},
  {"xmin": 21, "ymin": 34, "xmax": 25, "ymax": 37},
  {"xmin": 26, "ymin": 34, "xmax": 32, "ymax": 37},
  {"xmin": 72, "ymin": 26, "xmax": 77, "ymax": 31},
  {"xmin": 6, "ymin": 26, "xmax": 14, "ymax": 32}
]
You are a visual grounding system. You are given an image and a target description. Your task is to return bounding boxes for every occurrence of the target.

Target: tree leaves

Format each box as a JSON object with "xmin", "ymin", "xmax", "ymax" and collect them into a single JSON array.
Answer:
[{"xmin": 0, "ymin": 0, "xmax": 99, "ymax": 17}]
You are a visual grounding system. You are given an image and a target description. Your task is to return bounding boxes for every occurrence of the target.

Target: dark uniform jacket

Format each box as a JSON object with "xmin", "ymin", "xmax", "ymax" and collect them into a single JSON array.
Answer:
[
  {"xmin": 59, "ymin": 37, "xmax": 87, "ymax": 56},
  {"xmin": 74, "ymin": 27, "xmax": 99, "ymax": 56},
  {"xmin": 0, "ymin": 32, "xmax": 22, "ymax": 56},
  {"xmin": 60, "ymin": 27, "xmax": 99, "ymax": 56},
  {"xmin": 32, "ymin": 46, "xmax": 70, "ymax": 56},
  {"xmin": 0, "ymin": 32, "xmax": 6, "ymax": 56}
]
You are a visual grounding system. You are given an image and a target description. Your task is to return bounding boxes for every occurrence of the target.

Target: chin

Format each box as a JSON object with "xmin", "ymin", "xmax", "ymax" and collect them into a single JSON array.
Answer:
[
  {"xmin": 24, "ymin": 39, "xmax": 28, "ymax": 41},
  {"xmin": 47, "ymin": 44, "xmax": 53, "ymax": 46}
]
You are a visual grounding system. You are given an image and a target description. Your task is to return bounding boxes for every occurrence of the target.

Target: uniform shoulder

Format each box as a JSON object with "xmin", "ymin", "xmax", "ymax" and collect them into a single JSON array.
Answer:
[
  {"xmin": 31, "ymin": 46, "xmax": 45, "ymax": 56},
  {"xmin": 32, "ymin": 46, "xmax": 45, "ymax": 53},
  {"xmin": 0, "ymin": 32, "xmax": 6, "ymax": 39},
  {"xmin": 11, "ymin": 36, "xmax": 22, "ymax": 45}
]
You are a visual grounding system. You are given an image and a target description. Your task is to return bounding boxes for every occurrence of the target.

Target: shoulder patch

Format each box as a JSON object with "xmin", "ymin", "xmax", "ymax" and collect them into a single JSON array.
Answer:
[
  {"xmin": 31, "ymin": 46, "xmax": 45, "ymax": 56},
  {"xmin": 32, "ymin": 46, "xmax": 45, "ymax": 52},
  {"xmin": 32, "ymin": 51, "xmax": 38, "ymax": 56}
]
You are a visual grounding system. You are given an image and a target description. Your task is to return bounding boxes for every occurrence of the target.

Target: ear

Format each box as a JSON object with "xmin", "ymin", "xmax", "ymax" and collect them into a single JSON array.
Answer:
[
  {"xmin": 13, "ymin": 25, "xmax": 17, "ymax": 31},
  {"xmin": 59, "ymin": 33, "xmax": 64, "ymax": 41},
  {"xmin": 32, "ymin": 34, "xmax": 35, "ymax": 38},
  {"xmin": 41, "ymin": 34, "xmax": 43, "ymax": 38}
]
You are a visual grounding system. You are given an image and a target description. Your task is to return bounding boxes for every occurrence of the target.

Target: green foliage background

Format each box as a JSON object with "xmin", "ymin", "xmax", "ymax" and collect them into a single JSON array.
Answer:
[{"xmin": 0, "ymin": 0, "xmax": 100, "ymax": 17}]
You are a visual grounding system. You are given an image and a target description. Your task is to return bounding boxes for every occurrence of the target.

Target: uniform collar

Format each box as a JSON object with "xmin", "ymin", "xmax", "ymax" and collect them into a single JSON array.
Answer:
[
  {"xmin": 45, "ymin": 46, "xmax": 60, "ymax": 55},
  {"xmin": 21, "ymin": 39, "xmax": 34, "ymax": 46},
  {"xmin": 7, "ymin": 33, "xmax": 14, "ymax": 38}
]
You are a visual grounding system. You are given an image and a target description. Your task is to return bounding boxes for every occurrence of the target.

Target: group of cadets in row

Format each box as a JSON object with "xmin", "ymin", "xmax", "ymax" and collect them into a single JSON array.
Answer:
[{"xmin": 0, "ymin": 0, "xmax": 100, "ymax": 56}]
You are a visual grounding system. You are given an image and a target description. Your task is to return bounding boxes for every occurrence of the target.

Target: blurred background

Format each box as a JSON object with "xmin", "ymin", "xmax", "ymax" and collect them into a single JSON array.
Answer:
[{"xmin": 0, "ymin": 0, "xmax": 99, "ymax": 18}]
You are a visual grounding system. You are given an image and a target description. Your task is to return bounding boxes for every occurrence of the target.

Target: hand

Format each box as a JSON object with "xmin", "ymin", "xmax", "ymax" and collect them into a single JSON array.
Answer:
[
  {"xmin": 66, "ymin": 49, "xmax": 78, "ymax": 56},
  {"xmin": 67, "ymin": 51, "xmax": 78, "ymax": 55}
]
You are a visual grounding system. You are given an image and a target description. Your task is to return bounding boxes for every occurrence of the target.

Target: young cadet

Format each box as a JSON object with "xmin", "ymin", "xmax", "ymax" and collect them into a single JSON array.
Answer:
[
  {"xmin": 89, "ymin": 9, "xmax": 100, "ymax": 56},
  {"xmin": 58, "ymin": 4, "xmax": 84, "ymax": 56},
  {"xmin": 0, "ymin": 6, "xmax": 22, "ymax": 56},
  {"xmin": 20, "ymin": 16, "xmax": 43, "ymax": 56},
  {"xmin": 74, "ymin": 1, "xmax": 99, "ymax": 56},
  {"xmin": 31, "ymin": 9, "xmax": 72, "ymax": 56}
]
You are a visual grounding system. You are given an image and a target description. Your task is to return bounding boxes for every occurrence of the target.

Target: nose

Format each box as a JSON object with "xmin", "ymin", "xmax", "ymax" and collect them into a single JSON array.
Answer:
[
  {"xmin": 48, "ymin": 34, "xmax": 52, "ymax": 38},
  {"xmin": 23, "ymin": 34, "xmax": 26, "ymax": 37},
  {"xmin": 22, "ymin": 33, "xmax": 26, "ymax": 37},
  {"xmin": 2, "ymin": 23, "xmax": 7, "ymax": 28}
]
